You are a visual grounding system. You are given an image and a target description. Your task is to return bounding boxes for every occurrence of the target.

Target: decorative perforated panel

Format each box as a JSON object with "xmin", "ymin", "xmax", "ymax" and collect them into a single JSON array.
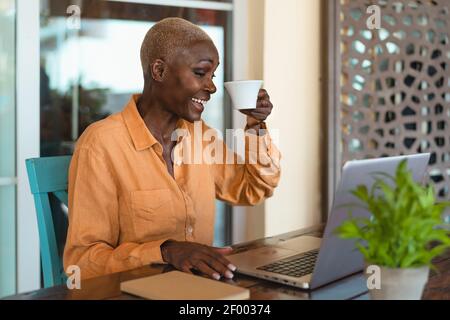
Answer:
[{"xmin": 339, "ymin": 0, "xmax": 450, "ymax": 198}]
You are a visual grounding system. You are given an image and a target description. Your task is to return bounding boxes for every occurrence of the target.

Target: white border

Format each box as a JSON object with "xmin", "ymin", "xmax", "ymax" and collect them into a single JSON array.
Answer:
[
  {"xmin": 16, "ymin": 0, "xmax": 41, "ymax": 293},
  {"xmin": 107, "ymin": 0, "xmax": 233, "ymax": 11}
]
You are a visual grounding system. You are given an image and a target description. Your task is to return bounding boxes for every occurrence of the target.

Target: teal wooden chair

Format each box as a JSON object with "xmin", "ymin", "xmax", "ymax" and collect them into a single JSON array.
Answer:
[{"xmin": 26, "ymin": 156, "xmax": 72, "ymax": 288}]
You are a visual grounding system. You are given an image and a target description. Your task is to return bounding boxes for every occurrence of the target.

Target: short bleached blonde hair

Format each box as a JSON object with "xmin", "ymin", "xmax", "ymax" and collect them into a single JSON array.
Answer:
[{"xmin": 140, "ymin": 17, "xmax": 213, "ymax": 81}]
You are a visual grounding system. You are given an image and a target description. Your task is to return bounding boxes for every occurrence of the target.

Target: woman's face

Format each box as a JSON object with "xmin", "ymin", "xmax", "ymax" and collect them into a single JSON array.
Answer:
[{"xmin": 160, "ymin": 40, "xmax": 219, "ymax": 122}]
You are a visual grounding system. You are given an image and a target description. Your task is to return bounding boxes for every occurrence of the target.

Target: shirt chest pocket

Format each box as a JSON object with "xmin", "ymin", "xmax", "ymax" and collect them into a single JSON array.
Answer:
[{"xmin": 130, "ymin": 189, "xmax": 177, "ymax": 241}]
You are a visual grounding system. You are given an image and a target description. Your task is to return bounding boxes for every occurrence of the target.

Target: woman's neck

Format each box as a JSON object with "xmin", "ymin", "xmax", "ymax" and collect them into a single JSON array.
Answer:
[{"xmin": 137, "ymin": 90, "xmax": 179, "ymax": 145}]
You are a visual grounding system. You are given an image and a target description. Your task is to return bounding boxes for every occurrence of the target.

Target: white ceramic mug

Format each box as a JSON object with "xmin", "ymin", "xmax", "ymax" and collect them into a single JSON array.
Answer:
[{"xmin": 224, "ymin": 80, "xmax": 263, "ymax": 110}]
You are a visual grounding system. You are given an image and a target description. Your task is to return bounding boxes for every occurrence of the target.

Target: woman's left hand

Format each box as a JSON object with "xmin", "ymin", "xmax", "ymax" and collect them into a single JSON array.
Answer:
[{"xmin": 240, "ymin": 89, "xmax": 273, "ymax": 127}]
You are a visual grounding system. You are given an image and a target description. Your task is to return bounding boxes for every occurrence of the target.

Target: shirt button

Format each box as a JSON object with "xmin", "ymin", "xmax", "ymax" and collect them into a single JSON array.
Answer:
[{"xmin": 187, "ymin": 226, "xmax": 193, "ymax": 234}]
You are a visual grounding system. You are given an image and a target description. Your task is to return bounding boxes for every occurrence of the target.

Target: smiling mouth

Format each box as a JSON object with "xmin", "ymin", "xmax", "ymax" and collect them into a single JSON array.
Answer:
[
  {"xmin": 190, "ymin": 97, "xmax": 208, "ymax": 113},
  {"xmin": 192, "ymin": 97, "xmax": 208, "ymax": 104}
]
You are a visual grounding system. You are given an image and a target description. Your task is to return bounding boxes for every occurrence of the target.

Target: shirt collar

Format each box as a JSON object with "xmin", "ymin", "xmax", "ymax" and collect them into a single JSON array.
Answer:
[{"xmin": 122, "ymin": 94, "xmax": 189, "ymax": 151}]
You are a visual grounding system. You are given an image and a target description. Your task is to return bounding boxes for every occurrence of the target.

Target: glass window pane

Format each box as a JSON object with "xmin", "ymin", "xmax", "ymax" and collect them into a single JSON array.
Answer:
[{"xmin": 0, "ymin": 0, "xmax": 16, "ymax": 298}]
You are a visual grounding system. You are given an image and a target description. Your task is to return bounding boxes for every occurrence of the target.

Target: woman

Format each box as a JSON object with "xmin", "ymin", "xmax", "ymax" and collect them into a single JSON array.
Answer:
[{"xmin": 64, "ymin": 17, "xmax": 281, "ymax": 281}]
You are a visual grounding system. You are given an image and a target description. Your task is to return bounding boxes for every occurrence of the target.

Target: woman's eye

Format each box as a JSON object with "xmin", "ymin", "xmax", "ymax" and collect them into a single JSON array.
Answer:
[{"xmin": 194, "ymin": 70, "xmax": 216, "ymax": 79}]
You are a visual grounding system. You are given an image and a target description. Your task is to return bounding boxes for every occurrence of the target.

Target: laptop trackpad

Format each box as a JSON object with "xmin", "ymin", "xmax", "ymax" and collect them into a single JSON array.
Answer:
[{"xmin": 228, "ymin": 247, "xmax": 297, "ymax": 269}]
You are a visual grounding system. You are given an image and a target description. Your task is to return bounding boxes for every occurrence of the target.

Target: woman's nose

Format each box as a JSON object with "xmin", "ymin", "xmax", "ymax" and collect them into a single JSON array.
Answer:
[{"xmin": 205, "ymin": 78, "xmax": 216, "ymax": 94}]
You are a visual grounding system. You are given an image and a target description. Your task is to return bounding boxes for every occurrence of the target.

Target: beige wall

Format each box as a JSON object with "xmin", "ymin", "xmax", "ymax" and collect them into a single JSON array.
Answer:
[
  {"xmin": 263, "ymin": 0, "xmax": 323, "ymax": 236},
  {"xmin": 231, "ymin": 0, "xmax": 267, "ymax": 243},
  {"xmin": 232, "ymin": 0, "xmax": 323, "ymax": 243}
]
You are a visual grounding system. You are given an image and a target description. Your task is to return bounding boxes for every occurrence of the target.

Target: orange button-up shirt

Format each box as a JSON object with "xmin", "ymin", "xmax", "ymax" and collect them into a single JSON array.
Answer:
[{"xmin": 64, "ymin": 94, "xmax": 281, "ymax": 280}]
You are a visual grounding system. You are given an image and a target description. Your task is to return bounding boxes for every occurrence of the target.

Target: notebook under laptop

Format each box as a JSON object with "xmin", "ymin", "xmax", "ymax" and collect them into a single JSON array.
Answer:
[{"xmin": 228, "ymin": 153, "xmax": 431, "ymax": 290}]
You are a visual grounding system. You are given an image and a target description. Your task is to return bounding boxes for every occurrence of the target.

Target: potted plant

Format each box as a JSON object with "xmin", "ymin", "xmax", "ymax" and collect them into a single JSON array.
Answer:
[{"xmin": 336, "ymin": 159, "xmax": 450, "ymax": 300}]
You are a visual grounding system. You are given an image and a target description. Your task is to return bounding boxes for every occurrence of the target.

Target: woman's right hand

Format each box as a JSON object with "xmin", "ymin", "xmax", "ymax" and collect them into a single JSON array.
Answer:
[{"xmin": 161, "ymin": 240, "xmax": 237, "ymax": 280}]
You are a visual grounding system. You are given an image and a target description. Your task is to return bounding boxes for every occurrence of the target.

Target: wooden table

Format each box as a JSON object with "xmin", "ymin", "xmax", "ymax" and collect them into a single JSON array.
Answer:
[{"xmin": 3, "ymin": 225, "xmax": 450, "ymax": 300}]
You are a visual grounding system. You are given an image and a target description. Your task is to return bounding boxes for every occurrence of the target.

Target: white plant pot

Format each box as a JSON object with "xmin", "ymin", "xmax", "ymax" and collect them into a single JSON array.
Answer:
[{"xmin": 364, "ymin": 264, "xmax": 430, "ymax": 300}]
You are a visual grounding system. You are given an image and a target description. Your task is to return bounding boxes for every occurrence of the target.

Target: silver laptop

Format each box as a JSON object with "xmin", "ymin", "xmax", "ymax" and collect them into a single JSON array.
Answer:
[{"xmin": 228, "ymin": 153, "xmax": 430, "ymax": 290}]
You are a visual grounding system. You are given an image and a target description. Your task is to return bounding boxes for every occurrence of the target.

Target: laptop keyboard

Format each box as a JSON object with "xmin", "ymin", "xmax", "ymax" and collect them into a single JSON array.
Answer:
[{"xmin": 256, "ymin": 249, "xmax": 319, "ymax": 278}]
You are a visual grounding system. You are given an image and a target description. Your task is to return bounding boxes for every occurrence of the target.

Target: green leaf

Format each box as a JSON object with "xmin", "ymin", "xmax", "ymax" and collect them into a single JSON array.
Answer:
[{"xmin": 335, "ymin": 158, "xmax": 450, "ymax": 268}]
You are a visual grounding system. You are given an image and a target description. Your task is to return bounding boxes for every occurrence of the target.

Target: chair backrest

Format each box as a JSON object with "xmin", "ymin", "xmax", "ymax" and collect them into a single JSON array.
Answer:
[{"xmin": 26, "ymin": 156, "xmax": 72, "ymax": 288}]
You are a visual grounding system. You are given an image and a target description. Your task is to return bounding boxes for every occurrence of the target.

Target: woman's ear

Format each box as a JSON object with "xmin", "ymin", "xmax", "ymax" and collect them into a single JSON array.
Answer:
[{"xmin": 150, "ymin": 59, "xmax": 166, "ymax": 82}]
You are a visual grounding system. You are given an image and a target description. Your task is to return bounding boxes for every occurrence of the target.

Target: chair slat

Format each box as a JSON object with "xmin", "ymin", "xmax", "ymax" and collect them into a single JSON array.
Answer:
[
  {"xmin": 26, "ymin": 156, "xmax": 71, "ymax": 288},
  {"xmin": 26, "ymin": 156, "xmax": 71, "ymax": 194}
]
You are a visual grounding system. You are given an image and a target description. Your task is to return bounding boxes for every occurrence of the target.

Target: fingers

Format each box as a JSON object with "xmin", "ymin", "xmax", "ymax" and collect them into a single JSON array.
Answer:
[
  {"xmin": 194, "ymin": 261, "xmax": 222, "ymax": 280},
  {"xmin": 247, "ymin": 112, "xmax": 268, "ymax": 121},
  {"xmin": 241, "ymin": 110, "xmax": 269, "ymax": 122},
  {"xmin": 194, "ymin": 254, "xmax": 234, "ymax": 280},
  {"xmin": 206, "ymin": 258, "xmax": 235, "ymax": 280},
  {"xmin": 172, "ymin": 243, "xmax": 237, "ymax": 281},
  {"xmin": 239, "ymin": 109, "xmax": 256, "ymax": 116},
  {"xmin": 180, "ymin": 261, "xmax": 194, "ymax": 274},
  {"xmin": 257, "ymin": 100, "xmax": 272, "ymax": 108},
  {"xmin": 258, "ymin": 89, "xmax": 269, "ymax": 100},
  {"xmin": 239, "ymin": 88, "xmax": 272, "ymax": 118},
  {"xmin": 177, "ymin": 251, "xmax": 223, "ymax": 280},
  {"xmin": 208, "ymin": 248, "xmax": 237, "ymax": 276},
  {"xmin": 204, "ymin": 246, "xmax": 237, "ymax": 278},
  {"xmin": 256, "ymin": 89, "xmax": 273, "ymax": 110},
  {"xmin": 256, "ymin": 101, "xmax": 272, "ymax": 114},
  {"xmin": 255, "ymin": 99, "xmax": 272, "ymax": 116},
  {"xmin": 210, "ymin": 249, "xmax": 236, "ymax": 270}
]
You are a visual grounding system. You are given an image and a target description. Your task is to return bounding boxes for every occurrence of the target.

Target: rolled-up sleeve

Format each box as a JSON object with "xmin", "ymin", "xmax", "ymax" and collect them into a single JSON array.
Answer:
[
  {"xmin": 63, "ymin": 146, "xmax": 167, "ymax": 280},
  {"xmin": 213, "ymin": 123, "xmax": 281, "ymax": 206}
]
